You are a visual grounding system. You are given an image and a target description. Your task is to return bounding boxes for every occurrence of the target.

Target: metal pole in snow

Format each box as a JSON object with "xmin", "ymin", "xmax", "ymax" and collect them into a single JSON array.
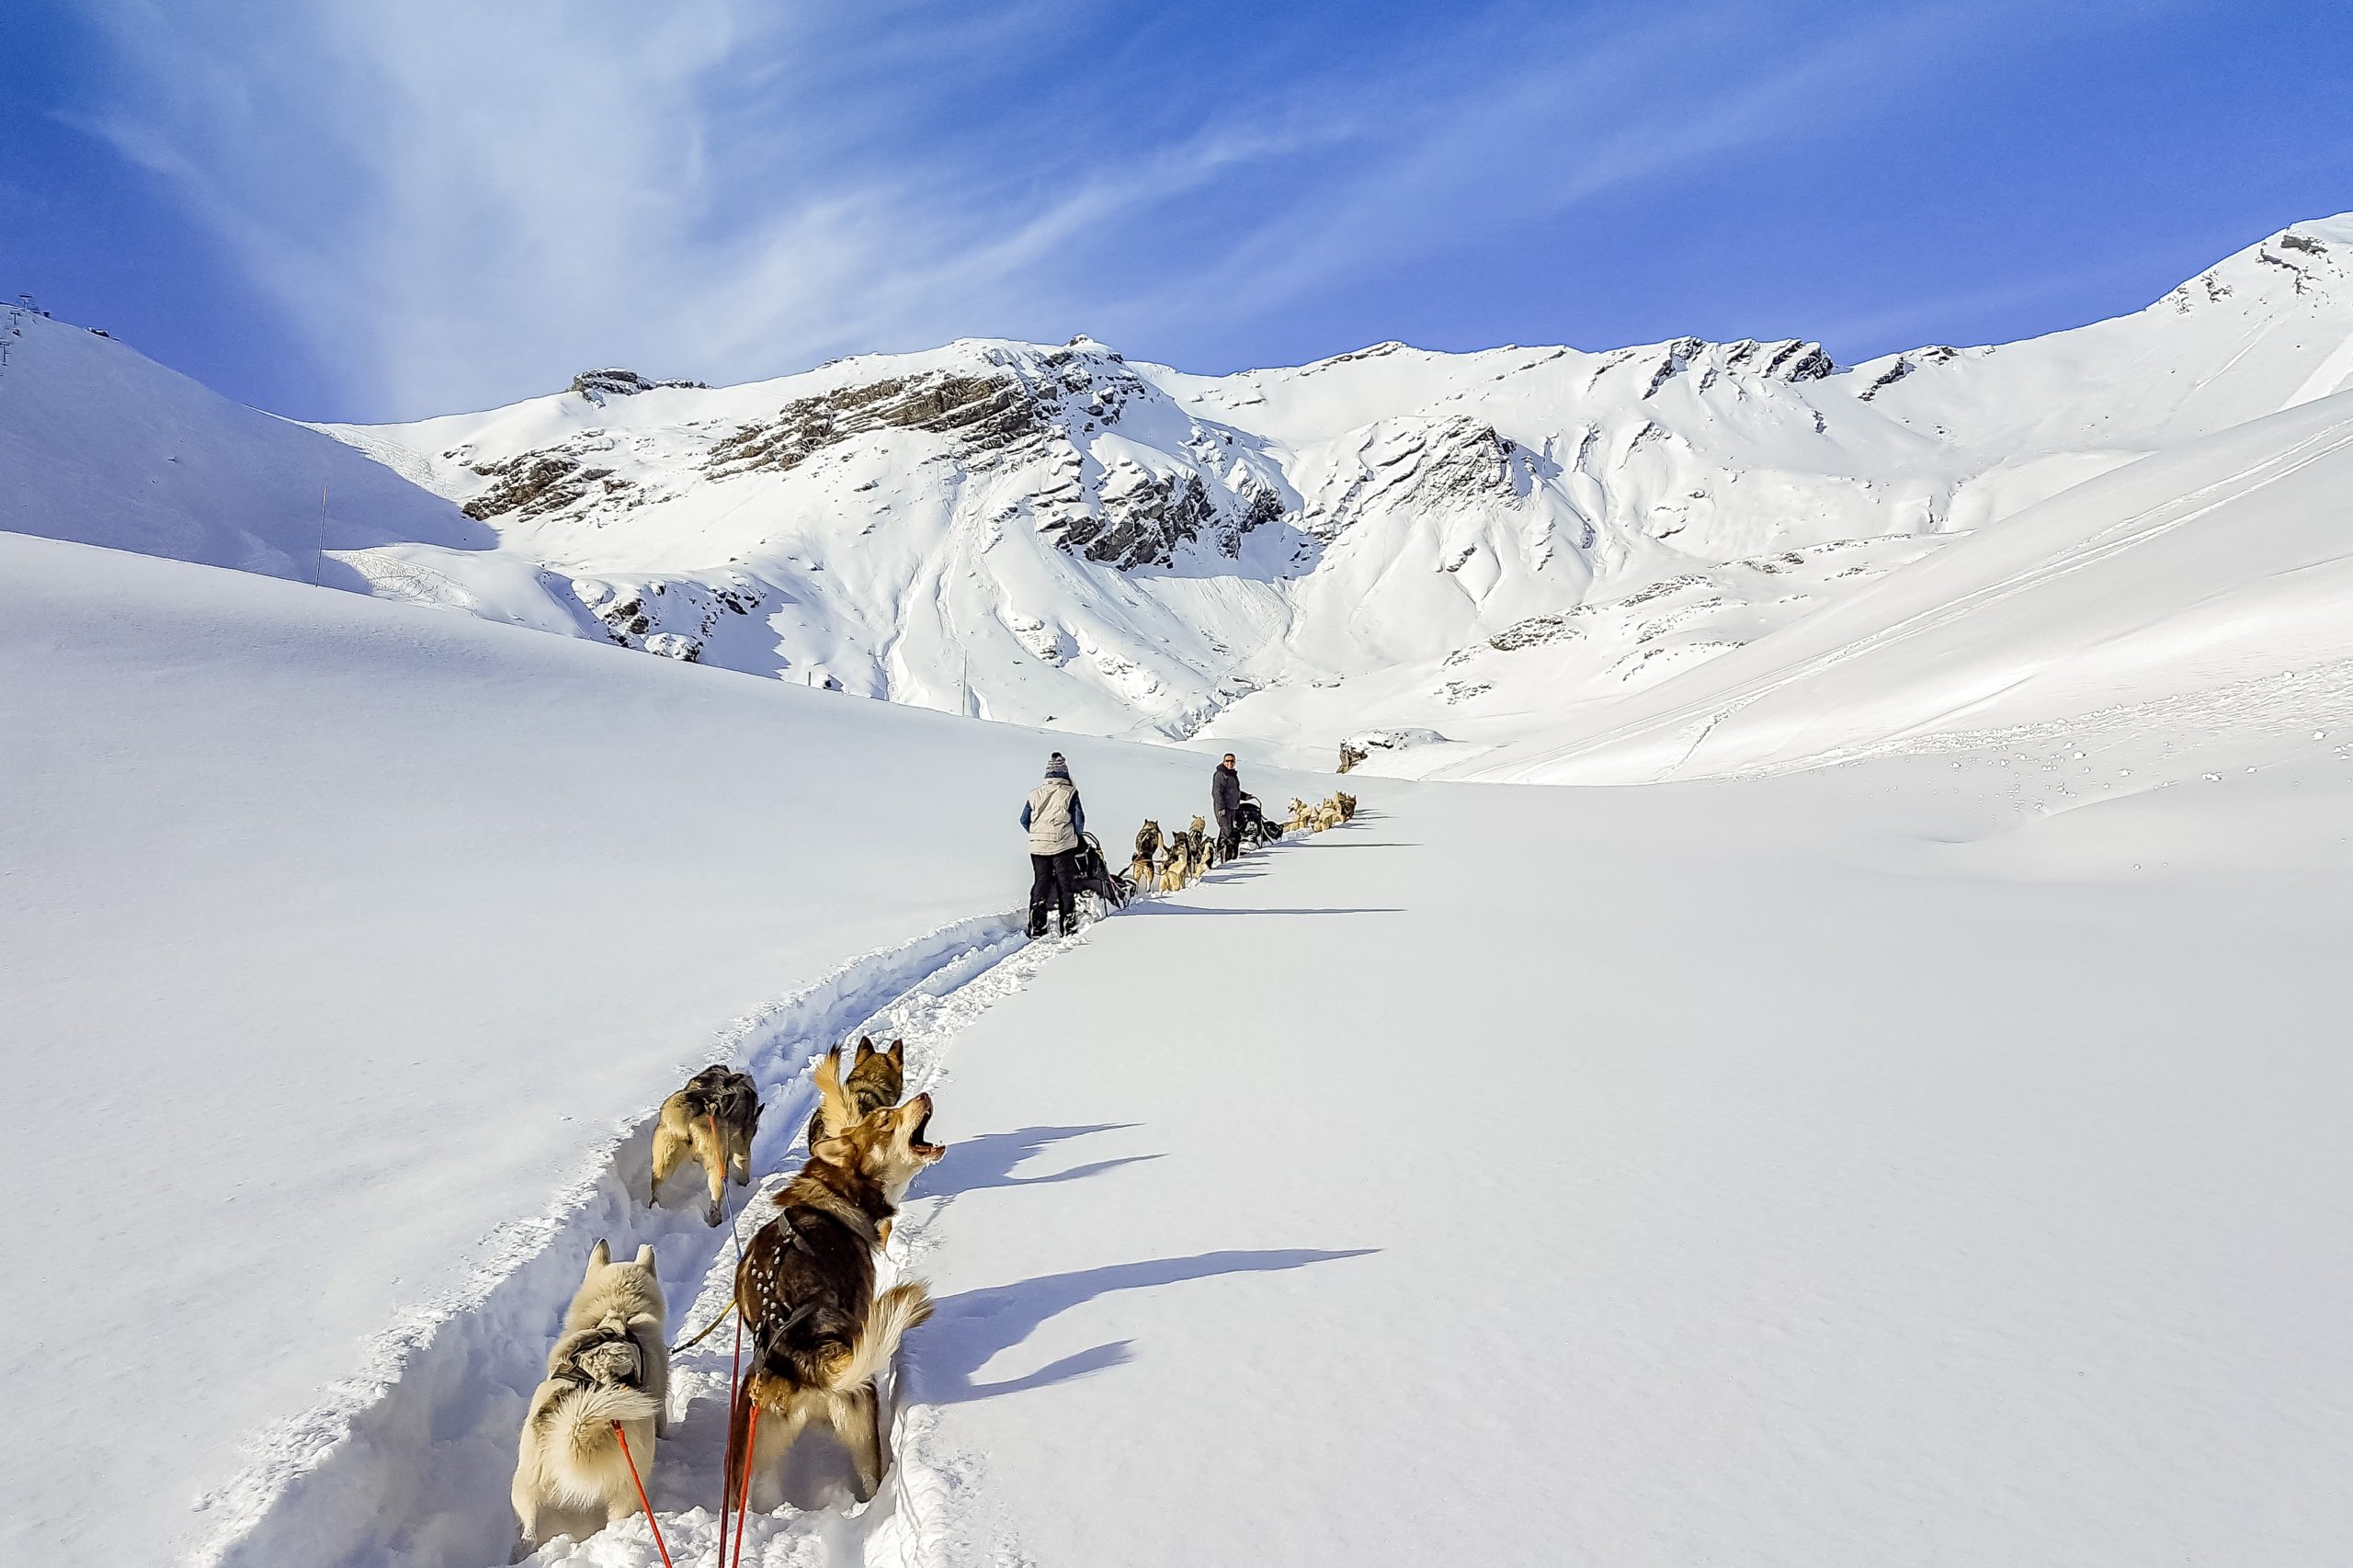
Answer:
[{"xmin": 315, "ymin": 485, "xmax": 328, "ymax": 586}]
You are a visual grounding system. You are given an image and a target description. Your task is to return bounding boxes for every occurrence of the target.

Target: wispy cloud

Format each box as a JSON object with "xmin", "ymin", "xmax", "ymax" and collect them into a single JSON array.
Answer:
[{"xmin": 67, "ymin": 0, "xmax": 2119, "ymax": 418}]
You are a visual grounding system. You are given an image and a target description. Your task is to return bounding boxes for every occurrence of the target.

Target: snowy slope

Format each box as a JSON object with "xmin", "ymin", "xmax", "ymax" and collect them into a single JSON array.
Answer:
[
  {"xmin": 313, "ymin": 214, "xmax": 2352, "ymax": 757},
  {"xmin": 14, "ymin": 218, "xmax": 2348, "ymax": 767},
  {"xmin": 898, "ymin": 744, "xmax": 2353, "ymax": 1568},
  {"xmin": 0, "ymin": 304, "xmax": 584, "ymax": 634},
  {"xmin": 18, "ymin": 517, "xmax": 2348, "ymax": 1568},
  {"xmin": 1448, "ymin": 386, "xmax": 2353, "ymax": 783},
  {"xmin": 0, "ymin": 531, "xmax": 1308, "ymax": 1568}
]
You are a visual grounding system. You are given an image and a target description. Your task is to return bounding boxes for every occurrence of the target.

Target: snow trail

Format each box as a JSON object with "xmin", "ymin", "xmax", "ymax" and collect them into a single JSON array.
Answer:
[{"xmin": 195, "ymin": 903, "xmax": 1118, "ymax": 1568}]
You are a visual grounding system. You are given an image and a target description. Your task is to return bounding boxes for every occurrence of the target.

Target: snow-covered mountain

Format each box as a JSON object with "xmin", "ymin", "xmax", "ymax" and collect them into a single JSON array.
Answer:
[{"xmin": 7, "ymin": 216, "xmax": 2351, "ymax": 768}]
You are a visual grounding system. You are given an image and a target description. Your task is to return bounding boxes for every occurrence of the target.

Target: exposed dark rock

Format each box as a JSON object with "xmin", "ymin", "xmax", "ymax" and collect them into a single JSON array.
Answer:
[
  {"xmin": 1763, "ymin": 340, "xmax": 1835, "ymax": 381},
  {"xmin": 706, "ymin": 370, "xmax": 1050, "ymax": 479},
  {"xmin": 571, "ymin": 369, "xmax": 708, "ymax": 403},
  {"xmin": 1050, "ymin": 471, "xmax": 1215, "ymax": 569},
  {"xmin": 462, "ymin": 452, "xmax": 634, "ymax": 521}
]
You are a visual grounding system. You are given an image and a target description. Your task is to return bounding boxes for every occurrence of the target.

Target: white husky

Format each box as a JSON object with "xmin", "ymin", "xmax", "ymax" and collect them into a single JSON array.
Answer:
[{"xmin": 510, "ymin": 1240, "xmax": 670, "ymax": 1558}]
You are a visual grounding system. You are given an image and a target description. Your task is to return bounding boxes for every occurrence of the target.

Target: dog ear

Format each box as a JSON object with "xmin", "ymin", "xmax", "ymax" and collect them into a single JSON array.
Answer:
[
  {"xmin": 587, "ymin": 1239, "xmax": 611, "ymax": 1274},
  {"xmin": 634, "ymin": 1244, "xmax": 655, "ymax": 1271},
  {"xmin": 886, "ymin": 1039, "xmax": 904, "ymax": 1067},
  {"xmin": 811, "ymin": 1132, "xmax": 855, "ymax": 1168},
  {"xmin": 855, "ymin": 1036, "xmax": 875, "ymax": 1066}
]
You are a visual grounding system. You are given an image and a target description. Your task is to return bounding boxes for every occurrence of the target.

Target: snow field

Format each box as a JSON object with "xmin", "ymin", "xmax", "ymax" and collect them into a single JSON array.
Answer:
[
  {"xmin": 878, "ymin": 767, "xmax": 2353, "ymax": 1568},
  {"xmin": 0, "ymin": 532, "xmax": 1323, "ymax": 1568}
]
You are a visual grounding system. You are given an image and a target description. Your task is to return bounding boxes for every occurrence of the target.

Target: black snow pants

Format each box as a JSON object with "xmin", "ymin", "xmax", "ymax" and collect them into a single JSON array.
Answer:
[
  {"xmin": 1029, "ymin": 848, "xmax": 1079, "ymax": 936},
  {"xmin": 1215, "ymin": 809, "xmax": 1241, "ymax": 862}
]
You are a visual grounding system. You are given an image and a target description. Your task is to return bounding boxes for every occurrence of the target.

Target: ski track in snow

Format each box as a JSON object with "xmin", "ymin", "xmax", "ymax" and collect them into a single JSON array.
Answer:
[{"xmin": 192, "ymin": 899, "xmax": 1137, "ymax": 1568}]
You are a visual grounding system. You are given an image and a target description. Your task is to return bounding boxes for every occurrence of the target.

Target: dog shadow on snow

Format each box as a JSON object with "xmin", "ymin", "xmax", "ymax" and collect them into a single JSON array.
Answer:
[
  {"xmin": 908, "ymin": 1247, "xmax": 1378, "ymax": 1405},
  {"xmin": 924, "ymin": 1123, "xmax": 1166, "ymax": 1199}
]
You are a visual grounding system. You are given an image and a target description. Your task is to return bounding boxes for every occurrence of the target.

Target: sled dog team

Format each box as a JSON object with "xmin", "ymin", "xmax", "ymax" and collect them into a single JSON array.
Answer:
[
  {"xmin": 1128, "ymin": 813, "xmax": 1224, "ymax": 892},
  {"xmin": 1290, "ymin": 790, "xmax": 1357, "ymax": 835},
  {"xmin": 1127, "ymin": 790, "xmax": 1357, "ymax": 892},
  {"xmin": 512, "ymin": 1037, "xmax": 942, "ymax": 1560},
  {"xmin": 517, "ymin": 778, "xmax": 1363, "ymax": 1557}
]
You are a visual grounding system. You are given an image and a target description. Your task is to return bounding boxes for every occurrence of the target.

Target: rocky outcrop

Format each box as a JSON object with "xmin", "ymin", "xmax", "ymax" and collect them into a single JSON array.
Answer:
[
  {"xmin": 462, "ymin": 449, "xmax": 635, "ymax": 521},
  {"xmin": 571, "ymin": 575, "xmax": 760, "ymax": 661},
  {"xmin": 570, "ymin": 369, "xmax": 708, "ymax": 404},
  {"xmin": 706, "ymin": 369, "xmax": 1050, "ymax": 479}
]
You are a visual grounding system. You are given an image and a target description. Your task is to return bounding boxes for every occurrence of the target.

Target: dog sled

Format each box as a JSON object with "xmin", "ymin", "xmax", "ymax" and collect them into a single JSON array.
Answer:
[
  {"xmin": 1237, "ymin": 792, "xmax": 1280, "ymax": 847},
  {"xmin": 1073, "ymin": 831, "xmax": 1135, "ymax": 911}
]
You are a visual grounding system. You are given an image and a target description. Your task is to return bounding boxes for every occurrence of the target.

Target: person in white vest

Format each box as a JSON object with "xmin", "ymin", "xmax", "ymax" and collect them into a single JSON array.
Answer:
[{"xmin": 1019, "ymin": 752, "xmax": 1087, "ymax": 938}]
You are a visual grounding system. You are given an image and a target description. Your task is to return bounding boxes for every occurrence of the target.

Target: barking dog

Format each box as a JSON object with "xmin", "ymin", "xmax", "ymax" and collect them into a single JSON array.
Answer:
[
  {"xmin": 1131, "ymin": 820, "xmax": 1163, "ymax": 892},
  {"xmin": 653, "ymin": 1065, "xmax": 762, "ymax": 1226},
  {"xmin": 511, "ymin": 1241, "xmax": 670, "ymax": 1559},
  {"xmin": 727, "ymin": 1098, "xmax": 945, "ymax": 1505},
  {"xmin": 806, "ymin": 1036, "xmax": 905, "ymax": 1146}
]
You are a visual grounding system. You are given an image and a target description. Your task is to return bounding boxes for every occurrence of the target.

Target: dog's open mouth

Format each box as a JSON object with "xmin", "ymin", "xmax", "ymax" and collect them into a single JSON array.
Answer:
[{"xmin": 908, "ymin": 1097, "xmax": 944, "ymax": 1158}]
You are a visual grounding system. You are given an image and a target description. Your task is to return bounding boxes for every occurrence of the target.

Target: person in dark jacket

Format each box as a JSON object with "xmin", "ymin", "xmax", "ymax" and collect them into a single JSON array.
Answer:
[
  {"xmin": 1211, "ymin": 752, "xmax": 1244, "ymax": 861},
  {"xmin": 1020, "ymin": 753, "xmax": 1086, "ymax": 937}
]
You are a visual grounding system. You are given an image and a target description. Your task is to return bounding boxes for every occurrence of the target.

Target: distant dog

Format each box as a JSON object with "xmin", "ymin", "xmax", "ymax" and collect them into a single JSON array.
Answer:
[
  {"xmin": 1288, "ymin": 797, "xmax": 1312, "ymax": 831},
  {"xmin": 806, "ymin": 1036, "xmax": 905, "ymax": 1145},
  {"xmin": 652, "ymin": 1065, "xmax": 761, "ymax": 1226},
  {"xmin": 727, "ymin": 1097, "xmax": 945, "ymax": 1505},
  {"xmin": 1131, "ymin": 820, "xmax": 1163, "ymax": 892},
  {"xmin": 1336, "ymin": 790, "xmax": 1358, "ymax": 822},
  {"xmin": 511, "ymin": 1240, "xmax": 670, "ymax": 1559},
  {"xmin": 1187, "ymin": 816, "xmax": 1211, "ymax": 877},
  {"xmin": 1163, "ymin": 832, "xmax": 1194, "ymax": 888}
]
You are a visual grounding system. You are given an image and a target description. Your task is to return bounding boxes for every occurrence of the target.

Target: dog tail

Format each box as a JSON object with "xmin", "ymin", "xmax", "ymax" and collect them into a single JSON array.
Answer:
[
  {"xmin": 812, "ymin": 1047, "xmax": 850, "ymax": 1140},
  {"xmin": 824, "ymin": 1281, "xmax": 934, "ymax": 1392},
  {"xmin": 551, "ymin": 1381, "xmax": 661, "ymax": 1470}
]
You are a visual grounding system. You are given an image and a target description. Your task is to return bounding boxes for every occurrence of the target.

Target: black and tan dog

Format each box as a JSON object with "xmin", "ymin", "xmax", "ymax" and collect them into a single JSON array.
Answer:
[
  {"xmin": 1131, "ymin": 821, "xmax": 1163, "ymax": 892},
  {"xmin": 726, "ymin": 1098, "xmax": 944, "ymax": 1505},
  {"xmin": 805, "ymin": 1036, "xmax": 905, "ymax": 1146},
  {"xmin": 652, "ymin": 1065, "xmax": 762, "ymax": 1226}
]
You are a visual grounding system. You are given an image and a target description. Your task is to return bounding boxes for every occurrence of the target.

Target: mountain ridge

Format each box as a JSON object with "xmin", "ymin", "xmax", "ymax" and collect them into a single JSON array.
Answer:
[{"xmin": 6, "ymin": 214, "xmax": 2349, "ymax": 769}]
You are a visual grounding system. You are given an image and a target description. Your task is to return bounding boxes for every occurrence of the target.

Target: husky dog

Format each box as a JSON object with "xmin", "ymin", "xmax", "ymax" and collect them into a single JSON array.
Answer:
[
  {"xmin": 1185, "ymin": 816, "xmax": 1211, "ymax": 878},
  {"xmin": 1162, "ymin": 832, "xmax": 1193, "ymax": 889},
  {"xmin": 1131, "ymin": 820, "xmax": 1163, "ymax": 892},
  {"xmin": 1287, "ymin": 797, "xmax": 1313, "ymax": 832},
  {"xmin": 728, "ymin": 1098, "xmax": 945, "ymax": 1505},
  {"xmin": 806, "ymin": 1036, "xmax": 905, "ymax": 1145},
  {"xmin": 1336, "ymin": 790, "xmax": 1358, "ymax": 822},
  {"xmin": 652, "ymin": 1065, "xmax": 762, "ymax": 1226},
  {"xmin": 511, "ymin": 1241, "xmax": 670, "ymax": 1559}
]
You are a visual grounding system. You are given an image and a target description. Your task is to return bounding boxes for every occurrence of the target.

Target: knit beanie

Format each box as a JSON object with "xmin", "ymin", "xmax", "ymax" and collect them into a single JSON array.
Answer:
[{"xmin": 1045, "ymin": 752, "xmax": 1071, "ymax": 779}]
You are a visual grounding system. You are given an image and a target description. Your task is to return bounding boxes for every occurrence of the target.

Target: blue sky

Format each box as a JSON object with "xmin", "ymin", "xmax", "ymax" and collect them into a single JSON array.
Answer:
[{"xmin": 5, "ymin": 0, "xmax": 2348, "ymax": 422}]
